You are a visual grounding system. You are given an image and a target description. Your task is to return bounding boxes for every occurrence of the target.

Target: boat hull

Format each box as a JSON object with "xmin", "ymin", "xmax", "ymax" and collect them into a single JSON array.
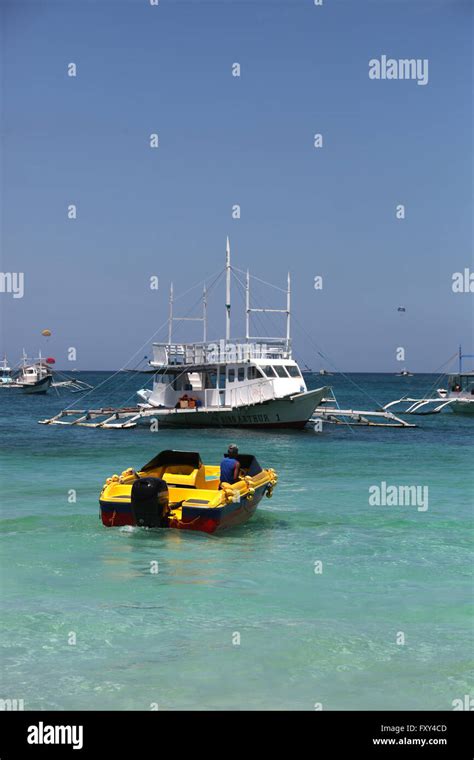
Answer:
[
  {"xmin": 100, "ymin": 484, "xmax": 267, "ymax": 534},
  {"xmin": 138, "ymin": 387, "xmax": 328, "ymax": 429},
  {"xmin": 449, "ymin": 399, "xmax": 474, "ymax": 414},
  {"xmin": 21, "ymin": 376, "xmax": 52, "ymax": 394}
]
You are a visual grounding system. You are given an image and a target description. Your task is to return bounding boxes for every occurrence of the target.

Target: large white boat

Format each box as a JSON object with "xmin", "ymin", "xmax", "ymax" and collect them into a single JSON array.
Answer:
[{"xmin": 135, "ymin": 239, "xmax": 328, "ymax": 428}]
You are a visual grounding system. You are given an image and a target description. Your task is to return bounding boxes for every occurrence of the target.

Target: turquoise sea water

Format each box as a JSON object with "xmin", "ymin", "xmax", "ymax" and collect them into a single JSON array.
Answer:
[{"xmin": 1, "ymin": 372, "xmax": 472, "ymax": 711}]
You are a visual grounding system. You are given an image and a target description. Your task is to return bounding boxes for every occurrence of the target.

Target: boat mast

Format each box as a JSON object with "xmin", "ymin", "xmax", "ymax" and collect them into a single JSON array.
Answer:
[
  {"xmin": 286, "ymin": 272, "xmax": 291, "ymax": 356},
  {"xmin": 245, "ymin": 269, "xmax": 250, "ymax": 340},
  {"xmin": 168, "ymin": 283, "xmax": 174, "ymax": 344},
  {"xmin": 225, "ymin": 236, "xmax": 231, "ymax": 341},
  {"xmin": 167, "ymin": 279, "xmax": 207, "ymax": 345},
  {"xmin": 203, "ymin": 285, "xmax": 207, "ymax": 342}
]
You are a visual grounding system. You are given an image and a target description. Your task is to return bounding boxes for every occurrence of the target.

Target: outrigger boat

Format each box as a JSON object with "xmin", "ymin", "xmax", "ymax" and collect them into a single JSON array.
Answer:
[
  {"xmin": 0, "ymin": 354, "xmax": 52, "ymax": 394},
  {"xmin": 99, "ymin": 449, "xmax": 278, "ymax": 533},
  {"xmin": 0, "ymin": 352, "xmax": 93, "ymax": 395},
  {"xmin": 383, "ymin": 347, "xmax": 474, "ymax": 416},
  {"xmin": 40, "ymin": 238, "xmax": 328, "ymax": 429}
]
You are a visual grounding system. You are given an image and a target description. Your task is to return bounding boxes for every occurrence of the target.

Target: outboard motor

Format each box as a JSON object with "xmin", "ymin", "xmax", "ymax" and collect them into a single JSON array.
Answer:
[{"xmin": 131, "ymin": 477, "xmax": 169, "ymax": 528}]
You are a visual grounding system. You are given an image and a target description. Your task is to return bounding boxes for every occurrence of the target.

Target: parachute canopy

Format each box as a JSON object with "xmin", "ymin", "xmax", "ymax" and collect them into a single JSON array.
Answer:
[
  {"xmin": 46, "ymin": 357, "xmax": 56, "ymax": 365},
  {"xmin": 41, "ymin": 329, "xmax": 52, "ymax": 337}
]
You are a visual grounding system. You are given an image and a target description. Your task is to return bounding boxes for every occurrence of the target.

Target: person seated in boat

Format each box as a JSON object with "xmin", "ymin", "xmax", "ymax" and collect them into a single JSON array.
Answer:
[
  {"xmin": 220, "ymin": 444, "xmax": 241, "ymax": 485},
  {"xmin": 175, "ymin": 394, "xmax": 190, "ymax": 409}
]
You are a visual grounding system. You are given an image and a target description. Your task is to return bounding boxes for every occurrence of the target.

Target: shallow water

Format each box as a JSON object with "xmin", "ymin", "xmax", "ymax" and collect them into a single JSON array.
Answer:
[{"xmin": 0, "ymin": 373, "xmax": 472, "ymax": 710}]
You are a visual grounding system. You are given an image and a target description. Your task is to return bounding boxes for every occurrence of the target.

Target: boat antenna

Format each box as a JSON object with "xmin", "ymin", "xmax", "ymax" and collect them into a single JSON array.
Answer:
[
  {"xmin": 225, "ymin": 235, "xmax": 231, "ymax": 341},
  {"xmin": 203, "ymin": 284, "xmax": 207, "ymax": 342}
]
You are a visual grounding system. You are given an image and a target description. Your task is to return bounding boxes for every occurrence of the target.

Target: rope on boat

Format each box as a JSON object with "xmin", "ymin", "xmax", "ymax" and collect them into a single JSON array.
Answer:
[{"xmin": 52, "ymin": 266, "xmax": 226, "ymax": 415}]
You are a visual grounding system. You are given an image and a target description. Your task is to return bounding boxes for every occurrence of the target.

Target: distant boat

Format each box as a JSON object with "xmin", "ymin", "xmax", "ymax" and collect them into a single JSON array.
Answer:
[
  {"xmin": 396, "ymin": 369, "xmax": 414, "ymax": 377},
  {"xmin": 0, "ymin": 354, "xmax": 52, "ymax": 394},
  {"xmin": 1, "ymin": 352, "xmax": 93, "ymax": 394},
  {"xmin": 384, "ymin": 347, "xmax": 474, "ymax": 415},
  {"xmin": 318, "ymin": 368, "xmax": 333, "ymax": 376}
]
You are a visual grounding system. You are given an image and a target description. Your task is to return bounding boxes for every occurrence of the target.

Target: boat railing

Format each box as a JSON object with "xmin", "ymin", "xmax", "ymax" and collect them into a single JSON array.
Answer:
[
  {"xmin": 151, "ymin": 339, "xmax": 291, "ymax": 367},
  {"xmin": 228, "ymin": 380, "xmax": 275, "ymax": 408}
]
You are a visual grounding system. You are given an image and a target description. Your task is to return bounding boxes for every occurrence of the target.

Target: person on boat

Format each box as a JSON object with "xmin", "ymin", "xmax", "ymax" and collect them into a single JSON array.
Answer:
[{"xmin": 220, "ymin": 444, "xmax": 241, "ymax": 485}]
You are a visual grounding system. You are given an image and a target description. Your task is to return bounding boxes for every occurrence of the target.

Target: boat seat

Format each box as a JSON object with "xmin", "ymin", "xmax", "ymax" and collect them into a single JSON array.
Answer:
[
  {"xmin": 162, "ymin": 465, "xmax": 207, "ymax": 489},
  {"xmin": 162, "ymin": 469, "xmax": 199, "ymax": 487}
]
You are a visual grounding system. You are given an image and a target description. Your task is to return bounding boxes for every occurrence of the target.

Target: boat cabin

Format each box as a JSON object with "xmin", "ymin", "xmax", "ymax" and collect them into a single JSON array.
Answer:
[
  {"xmin": 0, "ymin": 362, "xmax": 13, "ymax": 384},
  {"xmin": 447, "ymin": 373, "xmax": 474, "ymax": 395},
  {"xmin": 138, "ymin": 340, "xmax": 307, "ymax": 410}
]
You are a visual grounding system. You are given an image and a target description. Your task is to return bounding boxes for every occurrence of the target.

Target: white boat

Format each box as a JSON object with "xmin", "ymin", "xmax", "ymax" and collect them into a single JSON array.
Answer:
[
  {"xmin": 136, "ymin": 239, "xmax": 328, "ymax": 428},
  {"xmin": 436, "ymin": 371, "xmax": 474, "ymax": 414},
  {"xmin": 0, "ymin": 353, "xmax": 52, "ymax": 394},
  {"xmin": 18, "ymin": 355, "xmax": 53, "ymax": 394},
  {"xmin": 383, "ymin": 348, "xmax": 474, "ymax": 415},
  {"xmin": 41, "ymin": 239, "xmax": 328, "ymax": 429},
  {"xmin": 396, "ymin": 368, "xmax": 414, "ymax": 377},
  {"xmin": 0, "ymin": 357, "xmax": 22, "ymax": 389}
]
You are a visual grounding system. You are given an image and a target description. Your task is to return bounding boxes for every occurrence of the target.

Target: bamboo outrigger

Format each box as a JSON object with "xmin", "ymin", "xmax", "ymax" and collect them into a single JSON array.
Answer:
[
  {"xmin": 39, "ymin": 399, "xmax": 417, "ymax": 431},
  {"xmin": 38, "ymin": 407, "xmax": 147, "ymax": 429},
  {"xmin": 382, "ymin": 347, "xmax": 474, "ymax": 416},
  {"xmin": 311, "ymin": 406, "xmax": 416, "ymax": 428}
]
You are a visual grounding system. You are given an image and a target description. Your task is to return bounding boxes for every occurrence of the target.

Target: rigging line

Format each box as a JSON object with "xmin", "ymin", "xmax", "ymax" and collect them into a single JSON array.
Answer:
[
  {"xmin": 232, "ymin": 266, "xmax": 287, "ymax": 293},
  {"xmin": 232, "ymin": 270, "xmax": 274, "ymax": 339},
  {"xmin": 416, "ymin": 351, "xmax": 461, "ymax": 400},
  {"xmin": 290, "ymin": 312, "xmax": 386, "ymax": 409},
  {"xmin": 59, "ymin": 268, "xmax": 226, "ymax": 412},
  {"xmin": 232, "ymin": 269, "xmax": 281, "ymax": 330},
  {"xmin": 322, "ymin": 389, "xmax": 356, "ymax": 434},
  {"xmin": 170, "ymin": 268, "xmax": 224, "ymax": 340},
  {"xmin": 173, "ymin": 266, "xmax": 225, "ymax": 304},
  {"xmin": 232, "ymin": 272, "xmax": 355, "ymax": 432},
  {"xmin": 233, "ymin": 272, "xmax": 271, "ymax": 341},
  {"xmin": 112, "ymin": 269, "xmax": 228, "ymax": 406}
]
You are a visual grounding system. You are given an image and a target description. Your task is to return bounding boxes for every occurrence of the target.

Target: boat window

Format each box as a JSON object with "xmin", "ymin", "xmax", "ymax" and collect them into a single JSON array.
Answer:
[
  {"xmin": 247, "ymin": 366, "xmax": 262, "ymax": 380},
  {"xmin": 237, "ymin": 368, "xmax": 245, "ymax": 381},
  {"xmin": 228, "ymin": 368, "xmax": 235, "ymax": 383},
  {"xmin": 261, "ymin": 366, "xmax": 277, "ymax": 378},
  {"xmin": 274, "ymin": 366, "xmax": 288, "ymax": 378},
  {"xmin": 285, "ymin": 365, "xmax": 301, "ymax": 378},
  {"xmin": 201, "ymin": 370, "xmax": 218, "ymax": 389}
]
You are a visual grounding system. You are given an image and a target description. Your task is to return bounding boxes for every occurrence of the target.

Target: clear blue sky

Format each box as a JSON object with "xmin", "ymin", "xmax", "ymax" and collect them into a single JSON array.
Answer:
[{"xmin": 1, "ymin": 0, "xmax": 472, "ymax": 371}]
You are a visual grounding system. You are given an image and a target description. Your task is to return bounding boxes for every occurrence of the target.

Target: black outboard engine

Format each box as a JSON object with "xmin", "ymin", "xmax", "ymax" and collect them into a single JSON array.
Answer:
[{"xmin": 131, "ymin": 477, "xmax": 169, "ymax": 528}]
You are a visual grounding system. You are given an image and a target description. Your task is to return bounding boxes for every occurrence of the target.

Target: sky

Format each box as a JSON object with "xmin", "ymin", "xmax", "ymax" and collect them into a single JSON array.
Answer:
[{"xmin": 0, "ymin": 0, "xmax": 472, "ymax": 371}]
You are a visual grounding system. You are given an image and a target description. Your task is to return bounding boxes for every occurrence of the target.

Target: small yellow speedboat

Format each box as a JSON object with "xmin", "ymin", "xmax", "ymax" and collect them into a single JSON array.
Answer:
[{"xmin": 99, "ymin": 449, "xmax": 278, "ymax": 534}]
